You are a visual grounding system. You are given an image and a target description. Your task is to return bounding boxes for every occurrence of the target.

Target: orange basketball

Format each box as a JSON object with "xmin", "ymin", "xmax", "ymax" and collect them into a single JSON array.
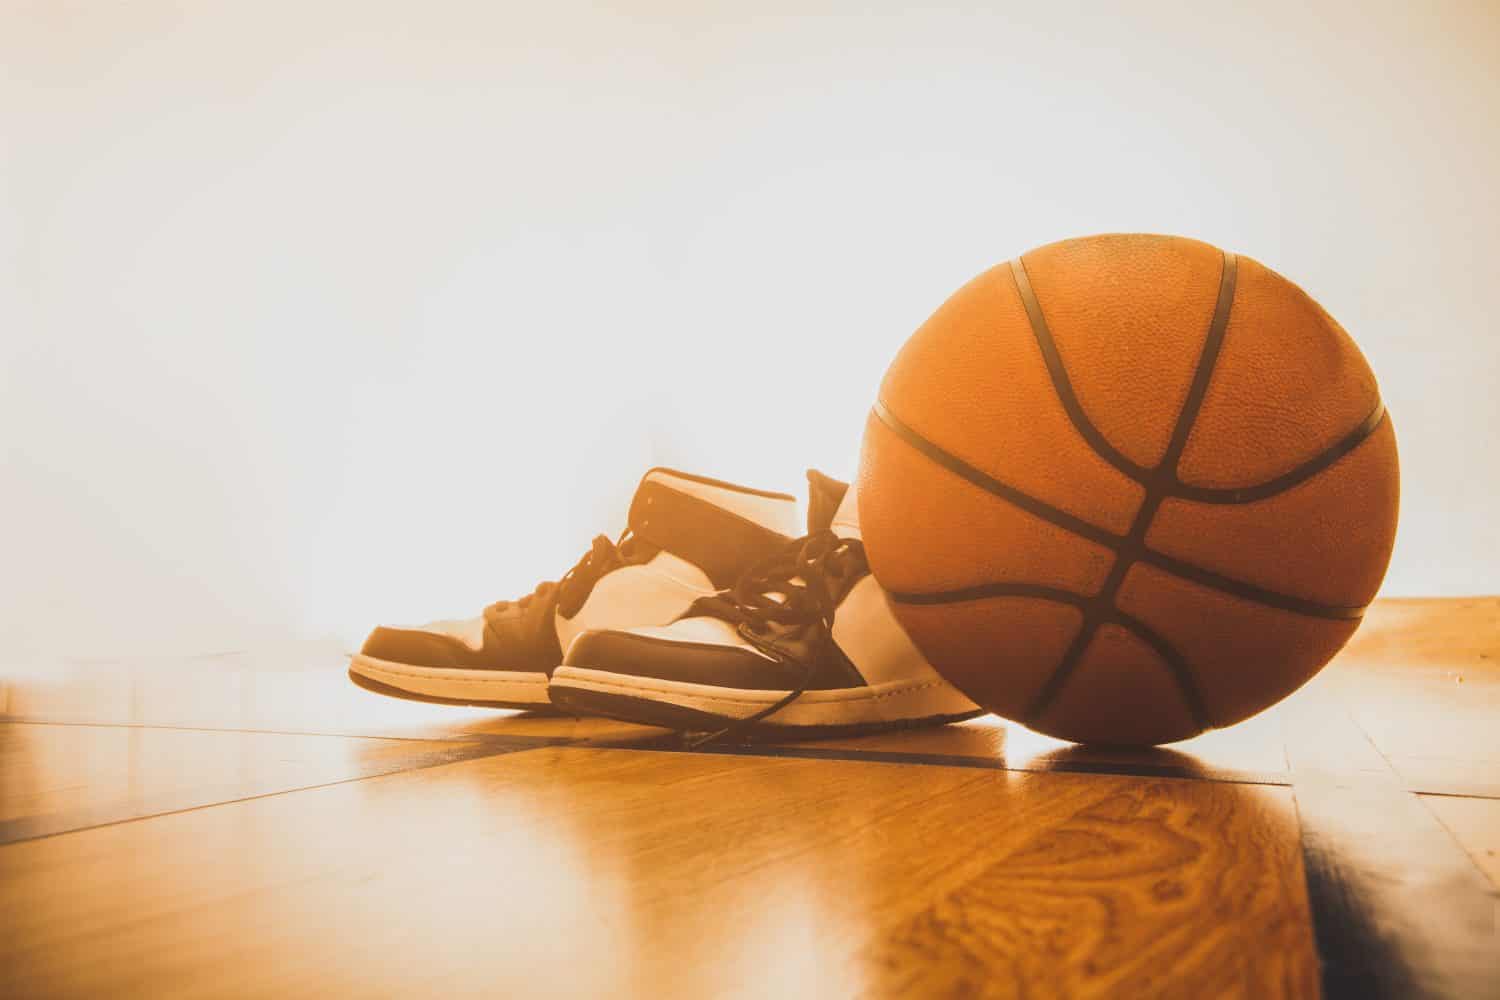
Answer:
[{"xmin": 857, "ymin": 234, "xmax": 1399, "ymax": 745}]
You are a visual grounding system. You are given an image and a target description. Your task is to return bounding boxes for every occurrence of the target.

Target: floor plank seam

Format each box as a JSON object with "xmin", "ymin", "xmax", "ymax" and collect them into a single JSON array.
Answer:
[
  {"xmin": 0, "ymin": 717, "xmax": 583, "ymax": 747},
  {"xmin": 582, "ymin": 738, "xmax": 1294, "ymax": 786},
  {"xmin": 0, "ymin": 738, "xmax": 580, "ymax": 847},
  {"xmin": 579, "ymin": 739, "xmax": 1500, "ymax": 801}
]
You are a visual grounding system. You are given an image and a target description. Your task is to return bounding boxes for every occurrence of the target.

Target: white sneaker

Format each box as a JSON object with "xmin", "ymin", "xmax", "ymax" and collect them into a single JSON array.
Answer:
[
  {"xmin": 549, "ymin": 472, "xmax": 983, "ymax": 737},
  {"xmin": 350, "ymin": 468, "xmax": 800, "ymax": 709}
]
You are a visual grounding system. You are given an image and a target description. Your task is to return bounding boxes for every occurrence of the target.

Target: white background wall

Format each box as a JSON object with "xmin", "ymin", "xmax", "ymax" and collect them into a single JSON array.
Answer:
[{"xmin": 3, "ymin": 1, "xmax": 1497, "ymax": 660}]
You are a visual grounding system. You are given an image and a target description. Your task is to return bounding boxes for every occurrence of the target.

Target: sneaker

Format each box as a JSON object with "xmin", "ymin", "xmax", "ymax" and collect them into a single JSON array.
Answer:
[
  {"xmin": 548, "ymin": 471, "xmax": 984, "ymax": 737},
  {"xmin": 349, "ymin": 468, "xmax": 800, "ymax": 709}
]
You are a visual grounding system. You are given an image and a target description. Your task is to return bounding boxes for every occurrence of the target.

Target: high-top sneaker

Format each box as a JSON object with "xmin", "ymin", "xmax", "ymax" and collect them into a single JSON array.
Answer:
[
  {"xmin": 548, "ymin": 472, "xmax": 983, "ymax": 737},
  {"xmin": 349, "ymin": 468, "xmax": 800, "ymax": 709}
]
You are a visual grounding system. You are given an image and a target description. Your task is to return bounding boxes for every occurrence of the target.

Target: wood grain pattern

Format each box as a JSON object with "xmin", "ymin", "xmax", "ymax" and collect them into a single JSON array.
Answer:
[
  {"xmin": 0, "ymin": 747, "xmax": 1317, "ymax": 999},
  {"xmin": 862, "ymin": 778, "xmax": 1315, "ymax": 999}
]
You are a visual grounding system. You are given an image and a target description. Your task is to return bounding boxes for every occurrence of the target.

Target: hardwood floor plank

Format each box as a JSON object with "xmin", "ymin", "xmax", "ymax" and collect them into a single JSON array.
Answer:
[
  {"xmin": 2, "ymin": 598, "xmax": 1493, "ymax": 997},
  {"xmin": 0, "ymin": 722, "xmax": 524, "ymax": 843},
  {"xmin": 1388, "ymin": 759, "xmax": 1500, "ymax": 801},
  {"xmin": 1420, "ymin": 794, "xmax": 1500, "ymax": 889},
  {"xmin": 1283, "ymin": 700, "xmax": 1500, "ymax": 999},
  {"xmin": 0, "ymin": 746, "xmax": 1316, "ymax": 999},
  {"xmin": 1324, "ymin": 597, "xmax": 1500, "ymax": 774}
]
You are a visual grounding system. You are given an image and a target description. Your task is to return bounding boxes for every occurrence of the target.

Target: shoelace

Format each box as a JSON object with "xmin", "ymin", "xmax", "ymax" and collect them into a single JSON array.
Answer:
[
  {"xmin": 488, "ymin": 531, "xmax": 643, "ymax": 628},
  {"xmin": 684, "ymin": 529, "xmax": 867, "ymax": 747}
]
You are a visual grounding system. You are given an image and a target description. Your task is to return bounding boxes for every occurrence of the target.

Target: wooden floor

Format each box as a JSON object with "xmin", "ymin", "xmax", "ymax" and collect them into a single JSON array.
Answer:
[{"xmin": 2, "ymin": 599, "xmax": 1497, "ymax": 999}]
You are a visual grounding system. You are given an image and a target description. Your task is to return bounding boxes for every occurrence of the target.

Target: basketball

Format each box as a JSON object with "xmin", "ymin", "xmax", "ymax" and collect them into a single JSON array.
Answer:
[{"xmin": 857, "ymin": 234, "xmax": 1400, "ymax": 745}]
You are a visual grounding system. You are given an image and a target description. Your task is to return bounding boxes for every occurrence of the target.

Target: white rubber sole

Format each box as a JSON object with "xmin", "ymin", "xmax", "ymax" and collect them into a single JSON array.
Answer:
[
  {"xmin": 348, "ymin": 653, "xmax": 551, "ymax": 709},
  {"xmin": 549, "ymin": 665, "xmax": 981, "ymax": 731}
]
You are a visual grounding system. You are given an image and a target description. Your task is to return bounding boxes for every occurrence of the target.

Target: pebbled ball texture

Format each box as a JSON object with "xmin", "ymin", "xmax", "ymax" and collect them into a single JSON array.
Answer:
[{"xmin": 858, "ymin": 233, "xmax": 1399, "ymax": 745}]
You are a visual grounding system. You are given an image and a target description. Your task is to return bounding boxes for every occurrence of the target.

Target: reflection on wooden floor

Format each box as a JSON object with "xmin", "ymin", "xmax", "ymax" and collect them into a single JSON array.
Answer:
[{"xmin": 1, "ymin": 598, "xmax": 1496, "ymax": 998}]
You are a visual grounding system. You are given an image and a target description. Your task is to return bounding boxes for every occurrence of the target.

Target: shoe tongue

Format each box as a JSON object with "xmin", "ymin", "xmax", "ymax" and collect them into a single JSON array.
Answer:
[
  {"xmin": 828, "ymin": 481, "xmax": 861, "ymax": 541},
  {"xmin": 626, "ymin": 467, "xmax": 797, "ymax": 589},
  {"xmin": 805, "ymin": 469, "xmax": 849, "ymax": 534}
]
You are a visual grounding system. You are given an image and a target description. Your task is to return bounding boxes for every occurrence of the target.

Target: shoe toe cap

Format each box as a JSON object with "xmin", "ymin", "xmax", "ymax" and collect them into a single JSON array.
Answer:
[{"xmin": 359, "ymin": 626, "xmax": 473, "ymax": 669}]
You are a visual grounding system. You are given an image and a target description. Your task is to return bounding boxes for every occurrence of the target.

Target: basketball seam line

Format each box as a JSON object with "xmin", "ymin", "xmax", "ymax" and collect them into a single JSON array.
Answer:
[
  {"xmin": 1010, "ymin": 255, "xmax": 1155, "ymax": 482},
  {"xmin": 887, "ymin": 583, "xmax": 1210, "ymax": 730},
  {"xmin": 1169, "ymin": 401, "xmax": 1386, "ymax": 504},
  {"xmin": 1012, "ymin": 252, "xmax": 1239, "ymax": 729},
  {"xmin": 1007, "ymin": 254, "xmax": 1388, "ymax": 505},
  {"xmin": 872, "ymin": 401, "xmax": 1368, "ymax": 621}
]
